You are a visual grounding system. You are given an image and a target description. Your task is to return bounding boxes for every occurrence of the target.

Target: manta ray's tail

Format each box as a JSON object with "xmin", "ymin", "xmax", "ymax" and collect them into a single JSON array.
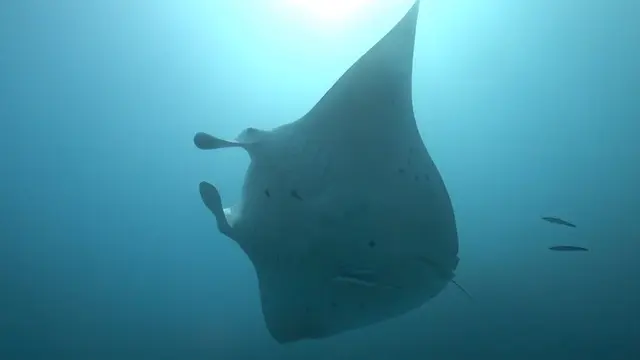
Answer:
[{"xmin": 451, "ymin": 279, "xmax": 473, "ymax": 300}]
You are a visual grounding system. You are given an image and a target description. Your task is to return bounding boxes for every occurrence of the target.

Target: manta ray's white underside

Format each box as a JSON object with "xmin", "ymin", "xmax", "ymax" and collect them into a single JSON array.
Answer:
[{"xmin": 194, "ymin": 0, "xmax": 460, "ymax": 344}]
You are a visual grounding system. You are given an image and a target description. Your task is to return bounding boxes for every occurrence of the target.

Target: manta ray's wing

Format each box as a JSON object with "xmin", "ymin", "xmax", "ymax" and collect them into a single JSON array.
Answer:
[{"xmin": 300, "ymin": 0, "xmax": 421, "ymax": 139}]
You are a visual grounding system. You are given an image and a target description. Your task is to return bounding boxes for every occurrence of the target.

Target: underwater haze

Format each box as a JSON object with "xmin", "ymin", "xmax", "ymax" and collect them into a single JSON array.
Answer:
[{"xmin": 1, "ymin": 0, "xmax": 639, "ymax": 359}]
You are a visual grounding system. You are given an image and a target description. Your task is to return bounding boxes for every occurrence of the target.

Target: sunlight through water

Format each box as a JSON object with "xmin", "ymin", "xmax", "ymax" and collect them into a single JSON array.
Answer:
[{"xmin": 272, "ymin": 0, "xmax": 373, "ymax": 31}]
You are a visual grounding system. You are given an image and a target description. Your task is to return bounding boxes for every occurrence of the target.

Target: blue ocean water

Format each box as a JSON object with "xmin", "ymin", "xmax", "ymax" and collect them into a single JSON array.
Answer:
[{"xmin": 1, "ymin": 0, "xmax": 639, "ymax": 358}]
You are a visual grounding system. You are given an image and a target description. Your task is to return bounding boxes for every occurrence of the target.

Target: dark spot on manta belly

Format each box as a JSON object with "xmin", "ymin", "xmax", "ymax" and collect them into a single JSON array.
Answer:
[
  {"xmin": 368, "ymin": 240, "xmax": 376, "ymax": 248},
  {"xmin": 291, "ymin": 190, "xmax": 303, "ymax": 200},
  {"xmin": 264, "ymin": 189, "xmax": 270, "ymax": 197},
  {"xmin": 398, "ymin": 168, "xmax": 405, "ymax": 174},
  {"xmin": 330, "ymin": 302, "xmax": 338, "ymax": 308},
  {"xmin": 414, "ymin": 175, "xmax": 419, "ymax": 181}
]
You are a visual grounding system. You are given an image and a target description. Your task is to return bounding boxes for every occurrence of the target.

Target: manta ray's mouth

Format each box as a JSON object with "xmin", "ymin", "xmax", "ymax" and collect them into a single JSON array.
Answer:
[
  {"xmin": 333, "ymin": 275, "xmax": 378, "ymax": 287},
  {"xmin": 332, "ymin": 268, "xmax": 400, "ymax": 289}
]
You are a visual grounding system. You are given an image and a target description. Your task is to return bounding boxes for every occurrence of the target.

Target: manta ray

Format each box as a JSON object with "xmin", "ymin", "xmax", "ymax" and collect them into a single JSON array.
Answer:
[{"xmin": 194, "ymin": 0, "xmax": 460, "ymax": 343}]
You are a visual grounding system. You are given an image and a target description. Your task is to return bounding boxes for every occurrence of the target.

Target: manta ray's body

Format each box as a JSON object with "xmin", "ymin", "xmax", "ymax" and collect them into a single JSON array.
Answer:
[{"xmin": 194, "ymin": 0, "xmax": 459, "ymax": 343}]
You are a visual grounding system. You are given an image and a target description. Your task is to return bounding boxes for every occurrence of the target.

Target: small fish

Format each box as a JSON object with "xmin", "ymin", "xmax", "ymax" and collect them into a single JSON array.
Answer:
[
  {"xmin": 549, "ymin": 245, "xmax": 588, "ymax": 251},
  {"xmin": 541, "ymin": 216, "xmax": 576, "ymax": 228}
]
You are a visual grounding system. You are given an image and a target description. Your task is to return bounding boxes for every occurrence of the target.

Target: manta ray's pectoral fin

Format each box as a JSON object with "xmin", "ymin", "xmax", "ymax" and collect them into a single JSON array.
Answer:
[
  {"xmin": 199, "ymin": 181, "xmax": 234, "ymax": 238},
  {"xmin": 194, "ymin": 132, "xmax": 244, "ymax": 150}
]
